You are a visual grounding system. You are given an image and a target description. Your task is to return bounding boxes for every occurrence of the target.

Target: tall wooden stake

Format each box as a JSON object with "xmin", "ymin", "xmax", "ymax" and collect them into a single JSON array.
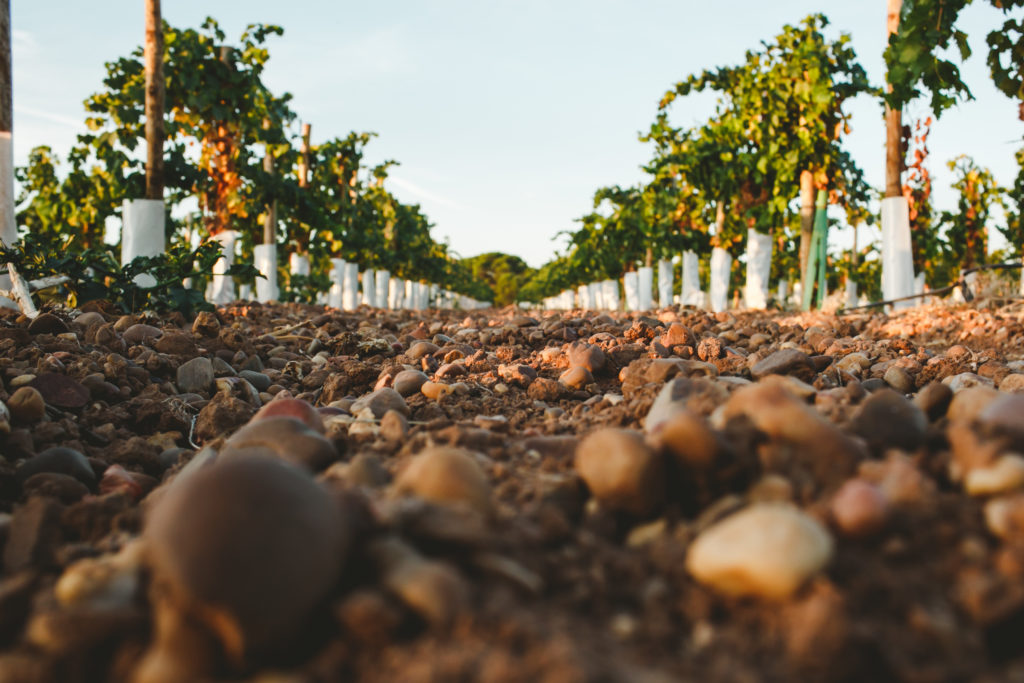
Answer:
[
  {"xmin": 144, "ymin": 0, "xmax": 164, "ymax": 199},
  {"xmin": 885, "ymin": 0, "xmax": 903, "ymax": 198},
  {"xmin": 297, "ymin": 123, "xmax": 310, "ymax": 252},
  {"xmin": 0, "ymin": 0, "xmax": 14, "ymax": 250}
]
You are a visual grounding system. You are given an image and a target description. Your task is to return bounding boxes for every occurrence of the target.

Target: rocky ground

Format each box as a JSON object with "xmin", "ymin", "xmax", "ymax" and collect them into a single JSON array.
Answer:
[{"xmin": 0, "ymin": 299, "xmax": 1023, "ymax": 682}]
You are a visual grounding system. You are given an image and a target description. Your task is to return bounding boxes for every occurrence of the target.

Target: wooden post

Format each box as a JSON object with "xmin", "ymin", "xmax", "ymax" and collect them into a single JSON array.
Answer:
[
  {"xmin": 144, "ymin": 0, "xmax": 164, "ymax": 200},
  {"xmin": 298, "ymin": 123, "xmax": 311, "ymax": 189},
  {"xmin": 262, "ymin": 146, "xmax": 276, "ymax": 244},
  {"xmin": 798, "ymin": 169, "xmax": 815, "ymax": 297},
  {"xmin": 0, "ymin": 0, "xmax": 14, "ymax": 250},
  {"xmin": 884, "ymin": 0, "xmax": 903, "ymax": 198}
]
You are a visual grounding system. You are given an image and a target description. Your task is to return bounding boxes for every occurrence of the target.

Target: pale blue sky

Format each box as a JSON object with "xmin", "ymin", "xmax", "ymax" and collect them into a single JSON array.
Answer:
[{"xmin": 10, "ymin": 1, "xmax": 1023, "ymax": 267}]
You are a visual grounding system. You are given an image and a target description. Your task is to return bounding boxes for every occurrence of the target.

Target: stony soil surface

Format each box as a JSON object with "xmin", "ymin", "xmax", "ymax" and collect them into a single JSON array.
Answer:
[{"xmin": 1, "ymin": 299, "xmax": 1024, "ymax": 682}]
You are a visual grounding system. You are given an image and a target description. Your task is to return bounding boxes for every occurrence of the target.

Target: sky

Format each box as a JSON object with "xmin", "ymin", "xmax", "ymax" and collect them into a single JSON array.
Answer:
[{"xmin": 10, "ymin": 1, "xmax": 1024, "ymax": 268}]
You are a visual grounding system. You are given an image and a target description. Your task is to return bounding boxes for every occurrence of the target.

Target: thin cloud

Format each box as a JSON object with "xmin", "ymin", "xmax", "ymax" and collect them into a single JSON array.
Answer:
[
  {"xmin": 12, "ymin": 29, "xmax": 37, "ymax": 54},
  {"xmin": 388, "ymin": 174, "xmax": 464, "ymax": 210},
  {"xmin": 15, "ymin": 105, "xmax": 82, "ymax": 129}
]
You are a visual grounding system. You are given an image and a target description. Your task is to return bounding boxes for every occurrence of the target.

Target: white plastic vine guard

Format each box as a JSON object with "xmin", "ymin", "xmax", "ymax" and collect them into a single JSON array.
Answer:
[{"xmin": 709, "ymin": 247, "xmax": 731, "ymax": 313}]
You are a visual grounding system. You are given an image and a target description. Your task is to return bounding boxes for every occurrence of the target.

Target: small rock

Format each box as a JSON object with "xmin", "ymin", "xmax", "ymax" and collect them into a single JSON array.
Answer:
[
  {"xmin": 686, "ymin": 503, "xmax": 833, "ymax": 600},
  {"xmin": 221, "ymin": 416, "xmax": 337, "ymax": 472},
  {"xmin": 194, "ymin": 392, "xmax": 257, "ymax": 444},
  {"xmin": 497, "ymin": 364, "xmax": 537, "ymax": 387},
  {"xmin": 567, "ymin": 342, "xmax": 606, "ymax": 373},
  {"xmin": 984, "ymin": 494, "xmax": 1024, "ymax": 540},
  {"xmin": 22, "ymin": 473, "xmax": 90, "ymax": 504},
  {"xmin": 751, "ymin": 349, "xmax": 816, "ymax": 383},
  {"xmin": 965, "ymin": 454, "xmax": 1024, "ymax": 496},
  {"xmin": 122, "ymin": 324, "xmax": 163, "ymax": 345},
  {"xmin": 16, "ymin": 447, "xmax": 96, "ymax": 489},
  {"xmin": 649, "ymin": 409, "xmax": 719, "ymax": 470},
  {"xmin": 575, "ymin": 428, "xmax": 665, "ymax": 517},
  {"xmin": 3, "ymin": 497, "xmax": 63, "ymax": 573},
  {"xmin": 28, "ymin": 373, "xmax": 89, "ymax": 409},
  {"xmin": 55, "ymin": 545, "xmax": 141, "ymax": 609},
  {"xmin": 883, "ymin": 366, "xmax": 914, "ymax": 394},
  {"xmin": 176, "ymin": 357, "xmax": 214, "ymax": 395},
  {"xmin": 558, "ymin": 366, "xmax": 593, "ymax": 390},
  {"xmin": 407, "ymin": 341, "xmax": 439, "ymax": 359},
  {"xmin": 830, "ymin": 479, "xmax": 889, "ymax": 537},
  {"xmin": 835, "ymin": 353, "xmax": 870, "ymax": 376},
  {"xmin": 849, "ymin": 389, "xmax": 928, "ymax": 454},
  {"xmin": 238, "ymin": 370, "xmax": 271, "ymax": 392},
  {"xmin": 527, "ymin": 377, "xmax": 563, "ymax": 402},
  {"xmin": 141, "ymin": 457, "xmax": 347, "ymax": 672},
  {"xmin": 421, "ymin": 381, "xmax": 453, "ymax": 400},
  {"xmin": 368, "ymin": 536, "xmax": 468, "ymax": 629},
  {"xmin": 323, "ymin": 453, "xmax": 390, "ymax": 489},
  {"xmin": 7, "ymin": 387, "xmax": 45, "ymax": 424},
  {"xmin": 663, "ymin": 323, "xmax": 695, "ymax": 347},
  {"xmin": 154, "ymin": 330, "xmax": 198, "ymax": 356},
  {"xmin": 380, "ymin": 410, "xmax": 409, "ymax": 443},
  {"xmin": 999, "ymin": 373, "xmax": 1024, "ymax": 393},
  {"xmin": 27, "ymin": 313, "xmax": 69, "ymax": 336},
  {"xmin": 393, "ymin": 370, "xmax": 429, "ymax": 397},
  {"xmin": 99, "ymin": 465, "xmax": 156, "ymax": 502},
  {"xmin": 252, "ymin": 397, "xmax": 325, "ymax": 433},
  {"xmin": 191, "ymin": 311, "xmax": 221, "ymax": 337},
  {"xmin": 393, "ymin": 447, "xmax": 493, "ymax": 517},
  {"xmin": 943, "ymin": 372, "xmax": 993, "ymax": 393},
  {"xmin": 913, "ymin": 382, "xmax": 953, "ymax": 421},
  {"xmin": 351, "ymin": 388, "xmax": 408, "ymax": 419}
]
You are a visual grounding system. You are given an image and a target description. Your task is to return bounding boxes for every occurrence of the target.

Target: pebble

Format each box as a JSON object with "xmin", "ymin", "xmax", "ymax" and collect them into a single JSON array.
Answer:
[
  {"xmin": 368, "ymin": 536, "xmax": 468, "ymax": 629},
  {"xmin": 686, "ymin": 503, "xmax": 833, "ymax": 599},
  {"xmin": 238, "ymin": 370, "xmax": 272, "ymax": 392},
  {"xmin": 21, "ymin": 472, "xmax": 90, "ymax": 504},
  {"xmin": 558, "ymin": 366, "xmax": 593, "ymax": 390},
  {"xmin": 527, "ymin": 377, "xmax": 563, "ymax": 401},
  {"xmin": 835, "ymin": 353, "xmax": 870, "ymax": 376},
  {"xmin": 407, "ymin": 341, "xmax": 439, "ymax": 359},
  {"xmin": 422, "ymin": 381, "xmax": 453, "ymax": 400},
  {"xmin": 16, "ymin": 446, "xmax": 96, "ymax": 489},
  {"xmin": 350, "ymin": 388, "xmax": 409, "ymax": 419},
  {"xmin": 122, "ymin": 324, "xmax": 163, "ymax": 345},
  {"xmin": 913, "ymin": 382, "xmax": 953, "ymax": 421},
  {"xmin": 28, "ymin": 373, "xmax": 89, "ymax": 409},
  {"xmin": 221, "ymin": 416, "xmax": 338, "ymax": 471},
  {"xmin": 7, "ymin": 386, "xmax": 45, "ymax": 424},
  {"xmin": 190, "ymin": 311, "xmax": 221, "ymax": 337},
  {"xmin": 750, "ymin": 349, "xmax": 816, "ymax": 382},
  {"xmin": 574, "ymin": 428, "xmax": 665, "ymax": 518},
  {"xmin": 830, "ymin": 479, "xmax": 889, "ymax": 537},
  {"xmin": 999, "ymin": 373, "xmax": 1024, "ymax": 393},
  {"xmin": 946, "ymin": 385, "xmax": 1000, "ymax": 424},
  {"xmin": 176, "ymin": 357, "xmax": 214, "ymax": 395},
  {"xmin": 567, "ymin": 342, "xmax": 606, "ymax": 372},
  {"xmin": 55, "ymin": 544, "xmax": 141, "ymax": 609},
  {"xmin": 253, "ymin": 397, "xmax": 325, "ymax": 433},
  {"xmin": 141, "ymin": 457, "xmax": 347, "ymax": 674},
  {"xmin": 943, "ymin": 372, "xmax": 993, "ymax": 393},
  {"xmin": 883, "ymin": 366, "xmax": 915, "ymax": 394},
  {"xmin": 497, "ymin": 364, "xmax": 537, "ymax": 387},
  {"xmin": 393, "ymin": 370, "xmax": 429, "ymax": 397},
  {"xmin": 849, "ymin": 389, "xmax": 928, "ymax": 453},
  {"xmin": 393, "ymin": 447, "xmax": 493, "ymax": 517},
  {"xmin": 27, "ymin": 313, "xmax": 69, "ymax": 336},
  {"xmin": 964, "ymin": 454, "xmax": 1024, "ymax": 496},
  {"xmin": 650, "ymin": 409, "xmax": 719, "ymax": 470},
  {"xmin": 9, "ymin": 374, "xmax": 36, "ymax": 389},
  {"xmin": 380, "ymin": 410, "xmax": 409, "ymax": 443}
]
